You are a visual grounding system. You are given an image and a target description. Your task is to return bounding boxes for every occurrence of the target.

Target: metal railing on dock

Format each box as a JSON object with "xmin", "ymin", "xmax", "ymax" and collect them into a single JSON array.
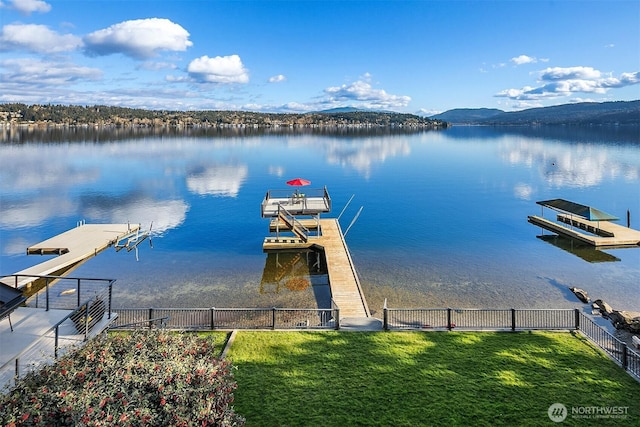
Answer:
[{"xmin": 0, "ymin": 275, "xmax": 116, "ymax": 389}]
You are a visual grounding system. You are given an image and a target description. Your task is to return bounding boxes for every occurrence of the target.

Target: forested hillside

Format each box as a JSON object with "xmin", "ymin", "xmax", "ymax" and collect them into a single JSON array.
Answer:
[
  {"xmin": 431, "ymin": 100, "xmax": 639, "ymax": 125},
  {"xmin": 0, "ymin": 104, "xmax": 447, "ymax": 129}
]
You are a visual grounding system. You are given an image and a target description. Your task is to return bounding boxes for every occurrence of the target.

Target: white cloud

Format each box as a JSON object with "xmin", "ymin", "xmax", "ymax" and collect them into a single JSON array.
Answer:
[
  {"xmin": 540, "ymin": 66, "xmax": 601, "ymax": 81},
  {"xmin": 187, "ymin": 54, "xmax": 249, "ymax": 84},
  {"xmin": 268, "ymin": 74, "xmax": 286, "ymax": 83},
  {"xmin": 84, "ymin": 18, "xmax": 192, "ymax": 59},
  {"xmin": 510, "ymin": 55, "xmax": 548, "ymax": 66},
  {"xmin": 0, "ymin": 23, "xmax": 81, "ymax": 53},
  {"xmin": 0, "ymin": 57, "xmax": 102, "ymax": 85},
  {"xmin": 511, "ymin": 55, "xmax": 537, "ymax": 65},
  {"xmin": 416, "ymin": 108, "xmax": 441, "ymax": 116},
  {"xmin": 496, "ymin": 66, "xmax": 640, "ymax": 101},
  {"xmin": 1, "ymin": 0, "xmax": 51, "ymax": 14},
  {"xmin": 324, "ymin": 79, "xmax": 411, "ymax": 109}
]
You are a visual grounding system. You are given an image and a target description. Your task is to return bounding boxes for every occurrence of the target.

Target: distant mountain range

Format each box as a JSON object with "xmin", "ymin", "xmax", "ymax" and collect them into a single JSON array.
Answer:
[{"xmin": 430, "ymin": 100, "xmax": 640, "ymax": 125}]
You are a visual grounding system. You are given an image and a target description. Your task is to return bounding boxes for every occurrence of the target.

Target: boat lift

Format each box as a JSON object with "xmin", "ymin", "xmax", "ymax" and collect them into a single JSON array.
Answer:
[{"xmin": 115, "ymin": 223, "xmax": 153, "ymax": 261}]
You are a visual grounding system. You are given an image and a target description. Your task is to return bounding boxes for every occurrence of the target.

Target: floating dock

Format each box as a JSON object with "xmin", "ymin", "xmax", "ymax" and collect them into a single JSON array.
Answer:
[
  {"xmin": 2, "ymin": 223, "xmax": 139, "ymax": 290},
  {"xmin": 263, "ymin": 219, "xmax": 370, "ymax": 319},
  {"xmin": 529, "ymin": 199, "xmax": 640, "ymax": 248},
  {"xmin": 528, "ymin": 215, "xmax": 640, "ymax": 247}
]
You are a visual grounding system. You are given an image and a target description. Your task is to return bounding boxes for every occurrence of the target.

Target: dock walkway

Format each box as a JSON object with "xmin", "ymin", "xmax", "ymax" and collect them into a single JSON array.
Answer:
[
  {"xmin": 2, "ymin": 224, "xmax": 138, "ymax": 290},
  {"xmin": 264, "ymin": 218, "xmax": 370, "ymax": 320}
]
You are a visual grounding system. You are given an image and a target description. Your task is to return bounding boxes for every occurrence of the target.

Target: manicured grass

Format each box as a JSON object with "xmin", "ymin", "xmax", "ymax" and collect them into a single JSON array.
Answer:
[{"xmin": 227, "ymin": 331, "xmax": 640, "ymax": 426}]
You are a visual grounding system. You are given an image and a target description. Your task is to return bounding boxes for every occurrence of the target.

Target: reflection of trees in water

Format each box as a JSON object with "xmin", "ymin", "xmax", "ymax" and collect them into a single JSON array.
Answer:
[
  {"xmin": 2, "ymin": 126, "xmax": 440, "ymax": 144},
  {"xmin": 443, "ymin": 125, "xmax": 640, "ymax": 145}
]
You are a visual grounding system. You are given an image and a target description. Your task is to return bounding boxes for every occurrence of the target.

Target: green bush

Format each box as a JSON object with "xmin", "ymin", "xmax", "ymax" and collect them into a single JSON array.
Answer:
[{"xmin": 0, "ymin": 330, "xmax": 244, "ymax": 426}]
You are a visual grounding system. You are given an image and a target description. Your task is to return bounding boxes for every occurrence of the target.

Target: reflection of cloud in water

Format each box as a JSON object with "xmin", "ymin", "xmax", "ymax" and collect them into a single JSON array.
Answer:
[
  {"xmin": 0, "ymin": 196, "xmax": 77, "ymax": 229},
  {"xmin": 277, "ymin": 134, "xmax": 411, "ymax": 177},
  {"xmin": 0, "ymin": 146, "xmax": 99, "ymax": 192},
  {"xmin": 83, "ymin": 198, "xmax": 188, "ymax": 235},
  {"xmin": 186, "ymin": 164, "xmax": 248, "ymax": 197},
  {"xmin": 324, "ymin": 137, "xmax": 410, "ymax": 178},
  {"xmin": 514, "ymin": 183, "xmax": 533, "ymax": 200},
  {"xmin": 501, "ymin": 139, "xmax": 639, "ymax": 188},
  {"xmin": 2, "ymin": 237, "xmax": 33, "ymax": 256},
  {"xmin": 268, "ymin": 165, "xmax": 285, "ymax": 177}
]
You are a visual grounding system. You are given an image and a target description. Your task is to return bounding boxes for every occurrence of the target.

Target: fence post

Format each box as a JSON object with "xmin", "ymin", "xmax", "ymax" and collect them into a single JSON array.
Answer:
[
  {"xmin": 77, "ymin": 278, "xmax": 82, "ymax": 307},
  {"xmin": 45, "ymin": 277, "xmax": 50, "ymax": 311},
  {"xmin": 621, "ymin": 344, "xmax": 628, "ymax": 370},
  {"xmin": 54, "ymin": 326, "xmax": 59, "ymax": 358},
  {"xmin": 210, "ymin": 308, "xmax": 215, "ymax": 330},
  {"xmin": 511, "ymin": 308, "xmax": 516, "ymax": 332},
  {"xmin": 272, "ymin": 307, "xmax": 276, "ymax": 330},
  {"xmin": 83, "ymin": 304, "xmax": 90, "ymax": 341},
  {"xmin": 335, "ymin": 309, "xmax": 340, "ymax": 330},
  {"xmin": 148, "ymin": 308, "xmax": 154, "ymax": 329},
  {"xmin": 574, "ymin": 309, "xmax": 580, "ymax": 330},
  {"xmin": 107, "ymin": 281, "xmax": 113, "ymax": 319},
  {"xmin": 447, "ymin": 308, "xmax": 452, "ymax": 331},
  {"xmin": 383, "ymin": 306, "xmax": 388, "ymax": 331}
]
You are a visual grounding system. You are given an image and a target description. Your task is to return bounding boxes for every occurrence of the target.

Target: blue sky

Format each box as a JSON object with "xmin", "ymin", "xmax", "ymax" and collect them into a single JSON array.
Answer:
[{"xmin": 1, "ymin": 0, "xmax": 639, "ymax": 114}]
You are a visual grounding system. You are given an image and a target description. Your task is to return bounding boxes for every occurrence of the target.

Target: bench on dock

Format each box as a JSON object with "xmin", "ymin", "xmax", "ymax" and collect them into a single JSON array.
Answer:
[{"xmin": 556, "ymin": 215, "xmax": 615, "ymax": 237}]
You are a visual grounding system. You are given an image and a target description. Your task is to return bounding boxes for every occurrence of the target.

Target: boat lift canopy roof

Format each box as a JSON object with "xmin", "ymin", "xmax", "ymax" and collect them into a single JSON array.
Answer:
[{"xmin": 536, "ymin": 199, "xmax": 619, "ymax": 221}]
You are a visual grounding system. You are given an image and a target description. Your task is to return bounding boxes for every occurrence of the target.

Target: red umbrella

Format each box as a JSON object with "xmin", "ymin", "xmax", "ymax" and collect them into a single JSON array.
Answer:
[{"xmin": 286, "ymin": 178, "xmax": 311, "ymax": 187}]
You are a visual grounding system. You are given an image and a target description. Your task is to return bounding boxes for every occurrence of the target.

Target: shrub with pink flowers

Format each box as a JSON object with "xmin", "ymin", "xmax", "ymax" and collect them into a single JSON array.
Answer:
[{"xmin": 0, "ymin": 330, "xmax": 244, "ymax": 426}]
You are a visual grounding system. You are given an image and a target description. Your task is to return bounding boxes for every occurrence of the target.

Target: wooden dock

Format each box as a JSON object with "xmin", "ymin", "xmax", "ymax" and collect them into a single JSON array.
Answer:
[
  {"xmin": 2, "ymin": 224, "xmax": 139, "ymax": 290},
  {"xmin": 263, "ymin": 218, "xmax": 370, "ymax": 319},
  {"xmin": 528, "ymin": 214, "xmax": 640, "ymax": 247}
]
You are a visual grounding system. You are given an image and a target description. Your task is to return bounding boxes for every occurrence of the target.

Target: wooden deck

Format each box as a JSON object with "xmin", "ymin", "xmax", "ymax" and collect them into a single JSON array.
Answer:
[
  {"xmin": 263, "ymin": 218, "xmax": 370, "ymax": 319},
  {"xmin": 2, "ymin": 224, "xmax": 139, "ymax": 290},
  {"xmin": 261, "ymin": 187, "xmax": 332, "ymax": 218},
  {"xmin": 528, "ymin": 215, "xmax": 640, "ymax": 247}
]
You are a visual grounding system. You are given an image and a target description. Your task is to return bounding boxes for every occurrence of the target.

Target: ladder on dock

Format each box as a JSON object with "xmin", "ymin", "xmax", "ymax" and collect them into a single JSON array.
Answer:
[{"xmin": 276, "ymin": 205, "xmax": 309, "ymax": 243}]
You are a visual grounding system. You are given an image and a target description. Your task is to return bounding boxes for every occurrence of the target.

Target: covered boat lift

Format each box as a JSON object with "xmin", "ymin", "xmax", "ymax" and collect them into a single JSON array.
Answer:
[
  {"xmin": 528, "ymin": 199, "xmax": 640, "ymax": 247},
  {"xmin": 535, "ymin": 199, "xmax": 619, "ymax": 222}
]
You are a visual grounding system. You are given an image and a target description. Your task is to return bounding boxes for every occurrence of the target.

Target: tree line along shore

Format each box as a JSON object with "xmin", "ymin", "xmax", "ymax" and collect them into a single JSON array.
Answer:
[{"xmin": 0, "ymin": 104, "xmax": 448, "ymax": 129}]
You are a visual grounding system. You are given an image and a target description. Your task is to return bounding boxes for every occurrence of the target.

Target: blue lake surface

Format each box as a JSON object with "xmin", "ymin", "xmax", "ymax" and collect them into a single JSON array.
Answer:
[{"xmin": 1, "ymin": 126, "xmax": 639, "ymax": 315}]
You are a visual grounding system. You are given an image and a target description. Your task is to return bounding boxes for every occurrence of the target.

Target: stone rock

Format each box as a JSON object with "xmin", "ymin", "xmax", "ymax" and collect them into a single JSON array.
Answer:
[
  {"xmin": 569, "ymin": 287, "xmax": 590, "ymax": 304},
  {"xmin": 610, "ymin": 311, "xmax": 640, "ymax": 332},
  {"xmin": 593, "ymin": 299, "xmax": 613, "ymax": 318}
]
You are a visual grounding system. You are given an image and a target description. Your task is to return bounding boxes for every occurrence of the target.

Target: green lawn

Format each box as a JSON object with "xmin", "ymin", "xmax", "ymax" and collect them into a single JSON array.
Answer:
[{"xmin": 226, "ymin": 331, "xmax": 640, "ymax": 427}]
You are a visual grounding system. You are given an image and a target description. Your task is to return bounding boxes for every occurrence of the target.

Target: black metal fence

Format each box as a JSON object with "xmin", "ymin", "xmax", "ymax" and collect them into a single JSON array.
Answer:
[
  {"xmin": 112, "ymin": 307, "xmax": 338, "ymax": 330},
  {"xmin": 383, "ymin": 307, "xmax": 578, "ymax": 331},
  {"xmin": 383, "ymin": 304, "xmax": 639, "ymax": 381},
  {"xmin": 110, "ymin": 303, "xmax": 639, "ymax": 380}
]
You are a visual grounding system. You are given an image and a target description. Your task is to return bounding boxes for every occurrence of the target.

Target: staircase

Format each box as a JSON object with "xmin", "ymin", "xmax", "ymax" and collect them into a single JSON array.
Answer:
[{"xmin": 277, "ymin": 206, "xmax": 309, "ymax": 243}]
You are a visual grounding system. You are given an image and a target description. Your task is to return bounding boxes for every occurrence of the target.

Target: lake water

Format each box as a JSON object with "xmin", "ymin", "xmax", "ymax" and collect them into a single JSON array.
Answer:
[{"xmin": 1, "ymin": 126, "xmax": 639, "ymax": 317}]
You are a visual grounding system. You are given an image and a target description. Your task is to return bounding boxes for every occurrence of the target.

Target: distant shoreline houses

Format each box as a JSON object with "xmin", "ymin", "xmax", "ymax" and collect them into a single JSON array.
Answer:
[{"xmin": 0, "ymin": 104, "xmax": 448, "ymax": 130}]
